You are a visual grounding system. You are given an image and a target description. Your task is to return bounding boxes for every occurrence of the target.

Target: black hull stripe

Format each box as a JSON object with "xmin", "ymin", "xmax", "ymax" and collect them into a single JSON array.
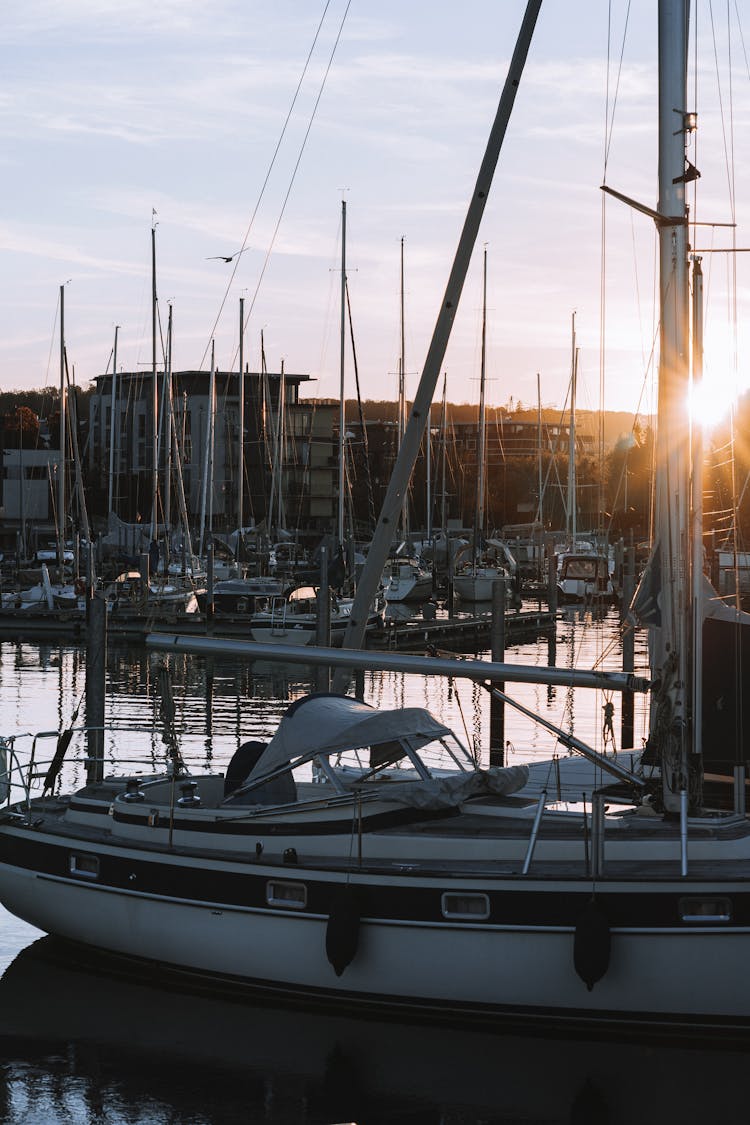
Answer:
[{"xmin": 4, "ymin": 832, "xmax": 750, "ymax": 929}]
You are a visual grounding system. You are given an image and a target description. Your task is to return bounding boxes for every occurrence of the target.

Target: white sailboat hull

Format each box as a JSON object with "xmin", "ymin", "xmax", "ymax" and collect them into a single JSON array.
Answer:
[
  {"xmin": 3, "ymin": 829, "xmax": 750, "ymax": 1027},
  {"xmin": 452, "ymin": 567, "xmax": 506, "ymax": 602}
]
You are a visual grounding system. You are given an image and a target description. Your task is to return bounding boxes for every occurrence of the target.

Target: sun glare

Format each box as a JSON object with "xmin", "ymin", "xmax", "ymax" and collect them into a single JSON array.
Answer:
[
  {"xmin": 689, "ymin": 380, "xmax": 734, "ymax": 431},
  {"xmin": 689, "ymin": 333, "xmax": 746, "ymax": 431}
]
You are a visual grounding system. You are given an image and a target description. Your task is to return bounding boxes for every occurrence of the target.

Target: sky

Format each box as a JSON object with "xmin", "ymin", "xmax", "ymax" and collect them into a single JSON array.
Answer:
[{"xmin": 1, "ymin": 0, "xmax": 749, "ymax": 422}]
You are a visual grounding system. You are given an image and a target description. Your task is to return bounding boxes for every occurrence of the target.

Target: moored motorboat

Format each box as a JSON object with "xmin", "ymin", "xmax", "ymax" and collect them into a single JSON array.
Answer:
[
  {"xmin": 196, "ymin": 576, "xmax": 287, "ymax": 616},
  {"xmin": 556, "ymin": 548, "xmax": 614, "ymax": 603},
  {"xmin": 248, "ymin": 585, "xmax": 383, "ymax": 645}
]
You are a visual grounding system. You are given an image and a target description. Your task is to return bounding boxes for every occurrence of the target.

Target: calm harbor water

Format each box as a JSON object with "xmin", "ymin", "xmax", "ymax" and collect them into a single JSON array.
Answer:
[{"xmin": 0, "ymin": 609, "xmax": 747, "ymax": 1124}]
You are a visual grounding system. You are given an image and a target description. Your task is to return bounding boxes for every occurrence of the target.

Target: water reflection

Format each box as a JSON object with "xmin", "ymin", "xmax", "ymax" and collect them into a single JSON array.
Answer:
[
  {"xmin": 1, "ymin": 936, "xmax": 748, "ymax": 1125},
  {"xmin": 0, "ymin": 608, "xmax": 650, "ymax": 774}
]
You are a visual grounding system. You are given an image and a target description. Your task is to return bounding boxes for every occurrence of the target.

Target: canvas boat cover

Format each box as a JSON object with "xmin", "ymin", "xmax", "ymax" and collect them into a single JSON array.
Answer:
[
  {"xmin": 247, "ymin": 693, "xmax": 454, "ymax": 782},
  {"xmin": 245, "ymin": 693, "xmax": 529, "ymax": 807},
  {"xmin": 337, "ymin": 764, "xmax": 530, "ymax": 809}
]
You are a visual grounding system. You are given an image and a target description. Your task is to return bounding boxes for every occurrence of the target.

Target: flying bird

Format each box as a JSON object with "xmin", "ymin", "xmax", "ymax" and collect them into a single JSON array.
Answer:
[{"xmin": 205, "ymin": 246, "xmax": 249, "ymax": 263}]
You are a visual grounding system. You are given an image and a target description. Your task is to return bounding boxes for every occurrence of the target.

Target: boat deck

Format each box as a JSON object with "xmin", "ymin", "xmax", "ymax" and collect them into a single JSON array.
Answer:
[{"xmin": 7, "ymin": 799, "xmax": 750, "ymax": 884}]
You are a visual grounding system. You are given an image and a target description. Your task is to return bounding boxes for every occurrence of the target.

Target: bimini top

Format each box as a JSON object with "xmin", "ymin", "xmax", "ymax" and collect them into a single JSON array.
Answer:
[{"xmin": 247, "ymin": 692, "xmax": 453, "ymax": 782}]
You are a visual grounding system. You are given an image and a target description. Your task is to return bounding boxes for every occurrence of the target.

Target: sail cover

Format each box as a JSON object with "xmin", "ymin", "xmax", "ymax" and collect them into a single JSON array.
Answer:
[{"xmin": 247, "ymin": 693, "xmax": 453, "ymax": 782}]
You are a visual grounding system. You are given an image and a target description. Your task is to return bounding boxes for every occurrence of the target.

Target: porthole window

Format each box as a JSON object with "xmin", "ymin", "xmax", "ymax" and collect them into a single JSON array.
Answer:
[
  {"xmin": 441, "ymin": 892, "xmax": 490, "ymax": 921},
  {"xmin": 680, "ymin": 896, "xmax": 732, "ymax": 923},
  {"xmin": 266, "ymin": 880, "xmax": 307, "ymax": 910},
  {"xmin": 69, "ymin": 853, "xmax": 100, "ymax": 880}
]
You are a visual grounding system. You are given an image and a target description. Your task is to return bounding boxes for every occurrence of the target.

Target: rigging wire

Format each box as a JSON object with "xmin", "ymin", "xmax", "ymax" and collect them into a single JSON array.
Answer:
[
  {"xmin": 707, "ymin": 0, "xmax": 741, "ymax": 567},
  {"xmin": 733, "ymin": 0, "xmax": 750, "ymax": 76},
  {"xmin": 201, "ymin": 0, "xmax": 351, "ymax": 373},
  {"xmin": 345, "ymin": 277, "xmax": 377, "ymax": 533}
]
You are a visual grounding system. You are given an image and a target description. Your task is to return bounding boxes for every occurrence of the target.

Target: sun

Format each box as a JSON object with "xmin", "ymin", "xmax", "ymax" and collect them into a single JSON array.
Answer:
[
  {"xmin": 689, "ymin": 379, "xmax": 735, "ymax": 431},
  {"xmin": 689, "ymin": 331, "xmax": 746, "ymax": 431}
]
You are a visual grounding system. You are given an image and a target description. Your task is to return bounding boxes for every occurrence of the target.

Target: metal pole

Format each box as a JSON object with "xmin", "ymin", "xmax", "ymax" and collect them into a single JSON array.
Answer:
[
  {"xmin": 592, "ymin": 791, "xmax": 606, "ymax": 878},
  {"xmin": 399, "ymin": 236, "xmax": 408, "ymax": 539},
  {"xmin": 147, "ymin": 631, "xmax": 651, "ymax": 695},
  {"xmin": 58, "ymin": 284, "xmax": 66, "ymax": 573},
  {"xmin": 108, "ymin": 325, "xmax": 119, "ymax": 515},
  {"xmin": 489, "ymin": 577, "xmax": 506, "ymax": 766},
  {"xmin": 151, "ymin": 224, "xmax": 159, "ymax": 542},
  {"xmin": 316, "ymin": 546, "xmax": 331, "ymax": 692},
  {"xmin": 17, "ymin": 410, "xmax": 25, "ymax": 562},
  {"xmin": 476, "ymin": 248, "xmax": 488, "ymax": 549},
  {"xmin": 335, "ymin": 0, "xmax": 542, "ymax": 678},
  {"xmin": 656, "ymin": 0, "xmax": 691, "ymax": 813},
  {"xmin": 484, "ymin": 682, "xmax": 646, "ymax": 788},
  {"xmin": 85, "ymin": 596, "xmax": 107, "ymax": 785},
  {"xmin": 206, "ymin": 541, "xmax": 215, "ymax": 626},
  {"xmin": 521, "ymin": 791, "xmax": 546, "ymax": 875},
  {"xmin": 567, "ymin": 314, "xmax": 577, "ymax": 543},
  {"xmin": 734, "ymin": 765, "xmax": 746, "ymax": 818},
  {"xmin": 547, "ymin": 550, "xmax": 558, "ymax": 612},
  {"xmin": 621, "ymin": 538, "xmax": 635, "ymax": 749},
  {"xmin": 164, "ymin": 308, "xmax": 173, "ymax": 538},
  {"xmin": 338, "ymin": 201, "xmax": 346, "ymax": 549},
  {"xmin": 426, "ymin": 403, "xmax": 432, "ymax": 543},
  {"xmin": 680, "ymin": 787, "xmax": 689, "ymax": 876},
  {"xmin": 691, "ymin": 256, "xmax": 704, "ymax": 772},
  {"xmin": 536, "ymin": 371, "xmax": 543, "ymax": 529},
  {"xmin": 238, "ymin": 297, "xmax": 245, "ymax": 555}
]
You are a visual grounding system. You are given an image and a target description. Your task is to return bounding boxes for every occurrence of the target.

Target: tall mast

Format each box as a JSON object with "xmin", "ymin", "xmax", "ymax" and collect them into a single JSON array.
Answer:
[
  {"xmin": 440, "ymin": 374, "xmax": 448, "ymax": 539},
  {"xmin": 691, "ymin": 256, "xmax": 704, "ymax": 761},
  {"xmin": 426, "ymin": 403, "xmax": 432, "ymax": 542},
  {"xmin": 108, "ymin": 326, "xmax": 119, "ymax": 516},
  {"xmin": 654, "ymin": 0, "xmax": 693, "ymax": 810},
  {"xmin": 276, "ymin": 361, "xmax": 287, "ymax": 534},
  {"xmin": 208, "ymin": 362, "xmax": 215, "ymax": 546},
  {"xmin": 164, "ymin": 308, "xmax": 173, "ymax": 535},
  {"xmin": 150, "ymin": 223, "xmax": 159, "ymax": 542},
  {"xmin": 536, "ymin": 371, "xmax": 543, "ymax": 527},
  {"xmin": 399, "ymin": 236, "xmax": 408, "ymax": 537},
  {"xmin": 238, "ymin": 297, "xmax": 245, "ymax": 546},
  {"xmin": 475, "ymin": 247, "xmax": 488, "ymax": 558},
  {"xmin": 338, "ymin": 200, "xmax": 347, "ymax": 548},
  {"xmin": 337, "ymin": 0, "xmax": 541, "ymax": 662},
  {"xmin": 567, "ymin": 311, "xmax": 577, "ymax": 544},
  {"xmin": 57, "ymin": 284, "xmax": 66, "ymax": 572},
  {"xmin": 199, "ymin": 343, "xmax": 215, "ymax": 558},
  {"xmin": 167, "ymin": 308, "xmax": 193, "ymax": 568}
]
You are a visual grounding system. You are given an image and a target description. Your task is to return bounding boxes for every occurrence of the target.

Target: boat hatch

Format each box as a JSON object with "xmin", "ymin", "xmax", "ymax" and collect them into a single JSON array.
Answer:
[
  {"xmin": 68, "ymin": 853, "xmax": 100, "ymax": 880},
  {"xmin": 266, "ymin": 881, "xmax": 307, "ymax": 910},
  {"xmin": 679, "ymin": 897, "xmax": 732, "ymax": 923},
  {"xmin": 441, "ymin": 892, "xmax": 490, "ymax": 921}
]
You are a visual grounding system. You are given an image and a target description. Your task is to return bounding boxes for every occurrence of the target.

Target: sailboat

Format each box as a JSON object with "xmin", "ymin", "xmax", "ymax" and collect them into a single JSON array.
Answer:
[
  {"xmin": 553, "ymin": 313, "xmax": 614, "ymax": 603},
  {"xmin": 452, "ymin": 247, "xmax": 514, "ymax": 602},
  {"xmin": 2, "ymin": 0, "xmax": 750, "ymax": 1030}
]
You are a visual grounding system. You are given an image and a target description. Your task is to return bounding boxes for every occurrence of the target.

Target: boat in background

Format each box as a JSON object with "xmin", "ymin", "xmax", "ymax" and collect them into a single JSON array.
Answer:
[
  {"xmin": 453, "ymin": 539, "xmax": 518, "ymax": 602},
  {"xmin": 196, "ymin": 576, "xmax": 287, "ymax": 616},
  {"xmin": 556, "ymin": 543, "xmax": 614, "ymax": 603},
  {"xmin": 382, "ymin": 553, "xmax": 433, "ymax": 602},
  {"xmin": 249, "ymin": 584, "xmax": 383, "ymax": 645},
  {"xmin": 450, "ymin": 247, "xmax": 514, "ymax": 603}
]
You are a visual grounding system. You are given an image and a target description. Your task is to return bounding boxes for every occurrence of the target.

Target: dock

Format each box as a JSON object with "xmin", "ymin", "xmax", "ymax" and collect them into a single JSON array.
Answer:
[
  {"xmin": 0, "ymin": 605, "xmax": 556, "ymax": 649},
  {"xmin": 369, "ymin": 608, "xmax": 556, "ymax": 651}
]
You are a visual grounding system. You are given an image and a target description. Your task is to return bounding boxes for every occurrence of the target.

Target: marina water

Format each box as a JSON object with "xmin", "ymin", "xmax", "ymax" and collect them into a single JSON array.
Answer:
[{"xmin": 0, "ymin": 611, "xmax": 746, "ymax": 1124}]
